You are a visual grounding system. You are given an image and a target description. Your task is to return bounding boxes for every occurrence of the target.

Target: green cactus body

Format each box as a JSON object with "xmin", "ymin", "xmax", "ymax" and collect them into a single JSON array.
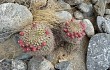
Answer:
[
  {"xmin": 17, "ymin": 22, "xmax": 55, "ymax": 55},
  {"xmin": 61, "ymin": 18, "xmax": 86, "ymax": 44}
]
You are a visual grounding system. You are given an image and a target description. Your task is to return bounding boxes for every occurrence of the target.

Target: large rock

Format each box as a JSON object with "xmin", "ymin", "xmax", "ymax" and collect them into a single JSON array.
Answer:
[
  {"xmin": 87, "ymin": 33, "xmax": 110, "ymax": 70},
  {"xmin": 83, "ymin": 19, "xmax": 95, "ymax": 37},
  {"xmin": 55, "ymin": 61, "xmax": 73, "ymax": 70},
  {"xmin": 0, "ymin": 3, "xmax": 33, "ymax": 42},
  {"xmin": 97, "ymin": 16, "xmax": 110, "ymax": 33},
  {"xmin": 64, "ymin": 0, "xmax": 84, "ymax": 5},
  {"xmin": 94, "ymin": 0, "xmax": 107, "ymax": 16},
  {"xmin": 28, "ymin": 56, "xmax": 55, "ymax": 70}
]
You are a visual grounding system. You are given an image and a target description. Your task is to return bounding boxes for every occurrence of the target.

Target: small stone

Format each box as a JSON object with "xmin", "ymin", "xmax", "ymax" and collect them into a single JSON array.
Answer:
[
  {"xmin": 12, "ymin": 59, "xmax": 27, "ymax": 70},
  {"xmin": 55, "ymin": 11, "xmax": 72, "ymax": 23},
  {"xmin": 97, "ymin": 16, "xmax": 110, "ymax": 33},
  {"xmin": 78, "ymin": 3, "xmax": 93, "ymax": 13},
  {"xmin": 74, "ymin": 11, "xmax": 84, "ymax": 20},
  {"xmin": 64, "ymin": 0, "xmax": 84, "ymax": 5},
  {"xmin": 83, "ymin": 19, "xmax": 95, "ymax": 37},
  {"xmin": 87, "ymin": 33, "xmax": 110, "ymax": 70},
  {"xmin": 55, "ymin": 61, "xmax": 73, "ymax": 70},
  {"xmin": 94, "ymin": 0, "xmax": 107, "ymax": 16},
  {"xmin": 28, "ymin": 56, "xmax": 55, "ymax": 70},
  {"xmin": 105, "ymin": 9, "xmax": 110, "ymax": 15}
]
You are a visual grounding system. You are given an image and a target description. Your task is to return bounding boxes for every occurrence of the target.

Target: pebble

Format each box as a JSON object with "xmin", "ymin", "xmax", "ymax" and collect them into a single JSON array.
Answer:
[
  {"xmin": 94, "ymin": 0, "xmax": 107, "ymax": 16},
  {"xmin": 97, "ymin": 16, "xmax": 110, "ymax": 33},
  {"xmin": 55, "ymin": 11, "xmax": 72, "ymax": 23},
  {"xmin": 78, "ymin": 3, "xmax": 93, "ymax": 13},
  {"xmin": 55, "ymin": 61, "xmax": 73, "ymax": 70},
  {"xmin": 83, "ymin": 19, "xmax": 95, "ymax": 37},
  {"xmin": 74, "ymin": 11, "xmax": 84, "ymax": 20}
]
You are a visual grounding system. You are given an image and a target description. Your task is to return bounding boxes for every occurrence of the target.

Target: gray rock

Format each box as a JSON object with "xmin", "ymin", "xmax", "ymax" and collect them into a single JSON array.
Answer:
[
  {"xmin": 87, "ymin": 33, "xmax": 110, "ymax": 70},
  {"xmin": 105, "ymin": 9, "xmax": 110, "ymax": 15},
  {"xmin": 74, "ymin": 11, "xmax": 84, "ymax": 20},
  {"xmin": 64, "ymin": 0, "xmax": 84, "ymax": 5},
  {"xmin": 78, "ymin": 3, "xmax": 93, "ymax": 13},
  {"xmin": 55, "ymin": 61, "xmax": 73, "ymax": 70},
  {"xmin": 83, "ymin": 19, "xmax": 95, "ymax": 37},
  {"xmin": 28, "ymin": 56, "xmax": 55, "ymax": 70},
  {"xmin": 97, "ymin": 16, "xmax": 110, "ymax": 33},
  {"xmin": 55, "ymin": 11, "xmax": 72, "ymax": 23},
  {"xmin": 94, "ymin": 0, "xmax": 107, "ymax": 16},
  {"xmin": 12, "ymin": 59, "xmax": 27, "ymax": 70},
  {"xmin": 0, "ymin": 3, "xmax": 33, "ymax": 42},
  {"xmin": 0, "ymin": 59, "xmax": 11, "ymax": 70}
]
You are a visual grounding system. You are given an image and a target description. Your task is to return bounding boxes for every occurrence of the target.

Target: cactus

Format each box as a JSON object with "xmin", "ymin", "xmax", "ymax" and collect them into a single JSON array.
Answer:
[
  {"xmin": 17, "ymin": 22, "xmax": 55, "ymax": 55},
  {"xmin": 61, "ymin": 18, "xmax": 86, "ymax": 44}
]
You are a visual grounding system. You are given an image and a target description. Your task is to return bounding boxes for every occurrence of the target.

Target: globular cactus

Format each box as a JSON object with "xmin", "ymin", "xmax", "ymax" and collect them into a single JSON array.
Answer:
[
  {"xmin": 61, "ymin": 18, "xmax": 86, "ymax": 44},
  {"xmin": 17, "ymin": 22, "xmax": 55, "ymax": 55}
]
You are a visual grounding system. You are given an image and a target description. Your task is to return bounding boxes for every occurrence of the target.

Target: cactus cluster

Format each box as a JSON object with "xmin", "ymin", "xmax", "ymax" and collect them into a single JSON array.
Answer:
[
  {"xmin": 61, "ymin": 18, "xmax": 86, "ymax": 44},
  {"xmin": 17, "ymin": 22, "xmax": 55, "ymax": 54}
]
